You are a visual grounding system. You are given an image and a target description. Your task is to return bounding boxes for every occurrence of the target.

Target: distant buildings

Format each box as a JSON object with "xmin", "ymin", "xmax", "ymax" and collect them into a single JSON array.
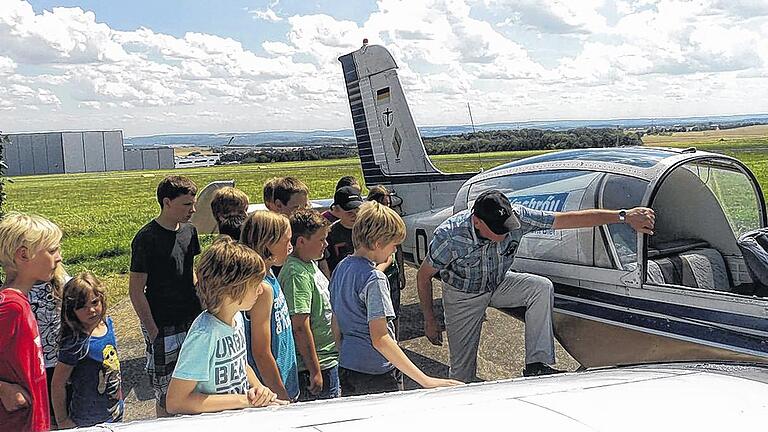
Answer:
[
  {"xmin": 174, "ymin": 153, "xmax": 220, "ymax": 168},
  {"xmin": 2, "ymin": 130, "xmax": 174, "ymax": 176}
]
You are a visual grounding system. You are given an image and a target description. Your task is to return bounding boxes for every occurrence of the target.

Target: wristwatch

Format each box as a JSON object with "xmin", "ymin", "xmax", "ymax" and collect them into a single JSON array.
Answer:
[{"xmin": 618, "ymin": 209, "xmax": 627, "ymax": 223}]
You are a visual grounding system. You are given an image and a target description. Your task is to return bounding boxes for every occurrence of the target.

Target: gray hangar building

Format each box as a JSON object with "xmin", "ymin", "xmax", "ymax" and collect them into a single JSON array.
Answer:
[{"xmin": 3, "ymin": 131, "xmax": 174, "ymax": 176}]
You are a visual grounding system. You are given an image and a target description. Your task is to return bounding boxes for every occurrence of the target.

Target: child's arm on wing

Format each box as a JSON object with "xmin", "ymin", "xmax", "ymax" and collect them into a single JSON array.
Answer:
[
  {"xmin": 291, "ymin": 314, "xmax": 323, "ymax": 395},
  {"xmin": 51, "ymin": 363, "xmax": 76, "ymax": 429},
  {"xmin": 369, "ymin": 318, "xmax": 463, "ymax": 389},
  {"xmin": 245, "ymin": 365, "xmax": 284, "ymax": 407},
  {"xmin": 166, "ymin": 377, "xmax": 250, "ymax": 414},
  {"xmin": 249, "ymin": 284, "xmax": 290, "ymax": 401}
]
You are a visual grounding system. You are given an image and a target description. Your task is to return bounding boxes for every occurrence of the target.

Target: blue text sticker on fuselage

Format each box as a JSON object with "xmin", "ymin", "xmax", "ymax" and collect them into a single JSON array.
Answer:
[
  {"xmin": 509, "ymin": 193, "xmax": 568, "ymax": 212},
  {"xmin": 509, "ymin": 192, "xmax": 569, "ymax": 237}
]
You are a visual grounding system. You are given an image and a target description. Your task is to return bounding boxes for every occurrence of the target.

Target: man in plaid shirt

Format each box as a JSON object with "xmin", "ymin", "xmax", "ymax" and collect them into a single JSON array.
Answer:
[{"xmin": 417, "ymin": 190, "xmax": 655, "ymax": 381}]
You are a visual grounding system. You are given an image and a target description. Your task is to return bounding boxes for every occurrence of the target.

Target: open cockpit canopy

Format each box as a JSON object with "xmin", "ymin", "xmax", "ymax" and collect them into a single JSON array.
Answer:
[{"xmin": 456, "ymin": 147, "xmax": 767, "ymax": 297}]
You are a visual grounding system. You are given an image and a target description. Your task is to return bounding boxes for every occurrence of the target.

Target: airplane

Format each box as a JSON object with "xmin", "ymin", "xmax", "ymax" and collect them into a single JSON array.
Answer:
[
  {"xmin": 196, "ymin": 42, "xmax": 768, "ymax": 369},
  {"xmin": 94, "ymin": 42, "xmax": 768, "ymax": 431}
]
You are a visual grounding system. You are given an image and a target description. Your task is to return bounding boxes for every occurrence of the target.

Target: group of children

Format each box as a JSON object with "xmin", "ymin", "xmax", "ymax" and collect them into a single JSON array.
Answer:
[
  {"xmin": 0, "ymin": 173, "xmax": 461, "ymax": 431},
  {"xmin": 0, "ymin": 213, "xmax": 123, "ymax": 431}
]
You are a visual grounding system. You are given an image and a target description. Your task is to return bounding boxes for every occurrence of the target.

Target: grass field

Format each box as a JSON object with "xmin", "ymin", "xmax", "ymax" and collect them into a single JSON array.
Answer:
[
  {"xmin": 5, "ymin": 128, "xmax": 768, "ymax": 300},
  {"xmin": 4, "ymin": 150, "xmax": 549, "ymax": 298}
]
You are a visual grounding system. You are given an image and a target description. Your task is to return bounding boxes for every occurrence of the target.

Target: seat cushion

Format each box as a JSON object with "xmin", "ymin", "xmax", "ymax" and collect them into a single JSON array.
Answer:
[{"xmin": 647, "ymin": 247, "xmax": 729, "ymax": 291}]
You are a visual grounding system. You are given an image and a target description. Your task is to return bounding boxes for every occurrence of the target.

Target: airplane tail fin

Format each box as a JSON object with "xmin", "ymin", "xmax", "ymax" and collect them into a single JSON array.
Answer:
[{"xmin": 338, "ymin": 44, "xmax": 474, "ymax": 187}]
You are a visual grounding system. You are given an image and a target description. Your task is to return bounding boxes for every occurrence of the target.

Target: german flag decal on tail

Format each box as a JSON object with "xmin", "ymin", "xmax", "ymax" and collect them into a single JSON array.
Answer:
[{"xmin": 376, "ymin": 87, "xmax": 390, "ymax": 104}]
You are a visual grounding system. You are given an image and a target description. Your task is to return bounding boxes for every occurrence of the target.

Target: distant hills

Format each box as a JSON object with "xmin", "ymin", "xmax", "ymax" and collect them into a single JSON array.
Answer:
[{"xmin": 124, "ymin": 113, "xmax": 768, "ymax": 148}]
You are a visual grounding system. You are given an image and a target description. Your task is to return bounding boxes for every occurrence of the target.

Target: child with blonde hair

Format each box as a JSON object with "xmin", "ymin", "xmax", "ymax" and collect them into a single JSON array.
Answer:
[
  {"xmin": 240, "ymin": 211, "xmax": 300, "ymax": 401},
  {"xmin": 0, "ymin": 212, "xmax": 62, "ymax": 431},
  {"xmin": 51, "ymin": 272, "xmax": 123, "ymax": 428},
  {"xmin": 330, "ymin": 202, "xmax": 463, "ymax": 396},
  {"xmin": 167, "ymin": 236, "xmax": 282, "ymax": 414}
]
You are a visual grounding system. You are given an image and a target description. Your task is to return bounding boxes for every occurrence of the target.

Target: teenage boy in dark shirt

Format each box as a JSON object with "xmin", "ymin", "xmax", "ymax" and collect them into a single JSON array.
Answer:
[
  {"xmin": 129, "ymin": 175, "xmax": 201, "ymax": 417},
  {"xmin": 324, "ymin": 186, "xmax": 363, "ymax": 274}
]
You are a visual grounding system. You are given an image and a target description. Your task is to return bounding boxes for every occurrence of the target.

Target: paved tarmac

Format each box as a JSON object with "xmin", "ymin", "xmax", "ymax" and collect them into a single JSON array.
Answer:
[{"xmin": 113, "ymin": 267, "xmax": 580, "ymax": 422}]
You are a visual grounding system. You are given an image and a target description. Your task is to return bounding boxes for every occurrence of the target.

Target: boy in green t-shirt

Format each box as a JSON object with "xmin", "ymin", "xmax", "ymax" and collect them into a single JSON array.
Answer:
[{"xmin": 279, "ymin": 209, "xmax": 340, "ymax": 401}]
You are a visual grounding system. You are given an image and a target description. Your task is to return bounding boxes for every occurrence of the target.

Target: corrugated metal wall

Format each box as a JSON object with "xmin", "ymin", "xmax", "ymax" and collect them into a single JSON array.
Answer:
[
  {"xmin": 142, "ymin": 149, "xmax": 160, "ymax": 170},
  {"xmin": 5, "ymin": 136, "xmax": 21, "ymax": 176},
  {"xmin": 2, "ymin": 131, "xmax": 178, "ymax": 176},
  {"xmin": 61, "ymin": 132, "xmax": 86, "ymax": 173},
  {"xmin": 123, "ymin": 150, "xmax": 144, "ymax": 170},
  {"xmin": 104, "ymin": 131, "xmax": 125, "ymax": 171},
  {"xmin": 46, "ymin": 133, "xmax": 65, "ymax": 174},
  {"xmin": 158, "ymin": 147, "xmax": 175, "ymax": 169}
]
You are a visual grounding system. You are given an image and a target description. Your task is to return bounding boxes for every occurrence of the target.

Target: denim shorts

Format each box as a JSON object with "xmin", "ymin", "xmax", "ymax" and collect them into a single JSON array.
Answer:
[
  {"xmin": 298, "ymin": 365, "xmax": 341, "ymax": 401},
  {"xmin": 339, "ymin": 367, "xmax": 403, "ymax": 397}
]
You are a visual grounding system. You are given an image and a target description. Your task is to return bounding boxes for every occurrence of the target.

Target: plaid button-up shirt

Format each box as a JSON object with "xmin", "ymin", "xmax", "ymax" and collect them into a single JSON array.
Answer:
[{"xmin": 425, "ymin": 206, "xmax": 555, "ymax": 293}]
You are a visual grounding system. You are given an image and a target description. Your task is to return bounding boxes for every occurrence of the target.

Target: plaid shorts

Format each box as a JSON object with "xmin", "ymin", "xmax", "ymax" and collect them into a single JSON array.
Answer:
[{"xmin": 141, "ymin": 320, "xmax": 194, "ymax": 408}]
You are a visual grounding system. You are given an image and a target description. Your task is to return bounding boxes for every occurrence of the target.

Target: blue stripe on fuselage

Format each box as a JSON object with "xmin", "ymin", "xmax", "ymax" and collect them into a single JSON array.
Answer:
[{"xmin": 553, "ymin": 283, "xmax": 768, "ymax": 355}]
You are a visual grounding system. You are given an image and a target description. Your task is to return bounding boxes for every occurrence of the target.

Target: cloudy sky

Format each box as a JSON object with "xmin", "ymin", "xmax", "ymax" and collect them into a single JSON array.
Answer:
[{"xmin": 2, "ymin": 0, "xmax": 768, "ymax": 137}]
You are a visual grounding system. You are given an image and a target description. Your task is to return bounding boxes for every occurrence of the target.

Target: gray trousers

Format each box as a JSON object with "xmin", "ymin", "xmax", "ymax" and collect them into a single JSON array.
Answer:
[{"xmin": 442, "ymin": 271, "xmax": 555, "ymax": 382}]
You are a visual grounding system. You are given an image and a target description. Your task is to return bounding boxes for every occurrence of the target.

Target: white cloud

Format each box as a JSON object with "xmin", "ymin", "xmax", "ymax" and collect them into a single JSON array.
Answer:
[
  {"xmin": 0, "ymin": 1, "xmax": 129, "ymax": 64},
  {"xmin": 0, "ymin": 55, "xmax": 16, "ymax": 75},
  {"xmin": 1, "ymin": 0, "xmax": 767, "ymax": 135},
  {"xmin": 485, "ymin": 0, "xmax": 608, "ymax": 34},
  {"xmin": 249, "ymin": 7, "xmax": 282, "ymax": 22}
]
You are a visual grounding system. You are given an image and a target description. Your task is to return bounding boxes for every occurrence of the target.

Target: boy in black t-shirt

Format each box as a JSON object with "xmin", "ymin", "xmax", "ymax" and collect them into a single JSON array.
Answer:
[
  {"xmin": 324, "ymin": 186, "xmax": 364, "ymax": 274},
  {"xmin": 129, "ymin": 175, "xmax": 201, "ymax": 417}
]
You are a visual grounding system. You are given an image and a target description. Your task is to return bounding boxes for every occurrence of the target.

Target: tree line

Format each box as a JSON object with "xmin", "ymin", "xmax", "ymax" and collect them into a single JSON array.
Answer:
[
  {"xmin": 216, "ymin": 145, "xmax": 357, "ymax": 164},
  {"xmin": 213, "ymin": 128, "xmax": 642, "ymax": 164},
  {"xmin": 423, "ymin": 128, "xmax": 642, "ymax": 155}
]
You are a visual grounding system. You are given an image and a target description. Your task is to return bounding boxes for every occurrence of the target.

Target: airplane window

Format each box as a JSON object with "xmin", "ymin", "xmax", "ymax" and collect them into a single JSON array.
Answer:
[
  {"xmin": 489, "ymin": 147, "xmax": 676, "ymax": 172},
  {"xmin": 600, "ymin": 174, "xmax": 649, "ymax": 268},
  {"xmin": 467, "ymin": 170, "xmax": 597, "ymax": 209},
  {"xmin": 683, "ymin": 162, "xmax": 762, "ymax": 238}
]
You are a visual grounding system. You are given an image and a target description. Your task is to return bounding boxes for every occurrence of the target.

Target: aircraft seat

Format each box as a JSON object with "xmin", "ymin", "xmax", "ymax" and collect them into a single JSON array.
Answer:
[{"xmin": 646, "ymin": 240, "xmax": 730, "ymax": 291}]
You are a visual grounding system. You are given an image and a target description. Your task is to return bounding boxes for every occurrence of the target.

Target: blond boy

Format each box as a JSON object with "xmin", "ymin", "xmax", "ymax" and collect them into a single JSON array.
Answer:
[
  {"xmin": 166, "ymin": 236, "xmax": 283, "ymax": 414},
  {"xmin": 0, "ymin": 212, "xmax": 63, "ymax": 431},
  {"xmin": 328, "ymin": 202, "xmax": 462, "ymax": 396}
]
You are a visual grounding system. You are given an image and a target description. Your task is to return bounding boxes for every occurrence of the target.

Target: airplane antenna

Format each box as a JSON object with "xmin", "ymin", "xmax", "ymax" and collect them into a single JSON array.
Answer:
[
  {"xmin": 467, "ymin": 102, "xmax": 476, "ymax": 134},
  {"xmin": 467, "ymin": 102, "xmax": 483, "ymax": 172}
]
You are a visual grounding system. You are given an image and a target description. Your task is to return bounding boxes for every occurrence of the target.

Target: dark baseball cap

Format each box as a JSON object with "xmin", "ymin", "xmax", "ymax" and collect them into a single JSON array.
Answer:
[
  {"xmin": 333, "ymin": 186, "xmax": 364, "ymax": 211},
  {"xmin": 472, "ymin": 190, "xmax": 520, "ymax": 235}
]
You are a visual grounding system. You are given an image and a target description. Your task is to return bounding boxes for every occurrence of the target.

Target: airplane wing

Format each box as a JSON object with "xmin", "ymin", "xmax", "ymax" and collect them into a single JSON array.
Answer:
[{"xmin": 74, "ymin": 363, "xmax": 768, "ymax": 431}]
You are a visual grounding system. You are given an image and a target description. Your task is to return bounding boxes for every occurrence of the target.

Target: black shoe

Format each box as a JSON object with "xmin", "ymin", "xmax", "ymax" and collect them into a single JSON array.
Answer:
[{"xmin": 523, "ymin": 362, "xmax": 564, "ymax": 377}]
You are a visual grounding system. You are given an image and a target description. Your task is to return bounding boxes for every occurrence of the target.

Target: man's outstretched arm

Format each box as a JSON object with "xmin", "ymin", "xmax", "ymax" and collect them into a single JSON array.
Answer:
[
  {"xmin": 417, "ymin": 261, "xmax": 442, "ymax": 346},
  {"xmin": 552, "ymin": 207, "xmax": 655, "ymax": 234}
]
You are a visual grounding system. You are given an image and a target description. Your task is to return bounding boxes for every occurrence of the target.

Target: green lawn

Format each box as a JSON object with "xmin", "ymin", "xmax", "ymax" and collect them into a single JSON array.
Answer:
[
  {"xmin": 5, "ymin": 150, "xmax": 542, "ymax": 298},
  {"xmin": 5, "ymin": 143, "xmax": 768, "ymax": 301}
]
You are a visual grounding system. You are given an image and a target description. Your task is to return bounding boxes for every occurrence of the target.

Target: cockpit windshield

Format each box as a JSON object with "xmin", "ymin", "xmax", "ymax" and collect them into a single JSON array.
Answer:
[{"xmin": 488, "ymin": 147, "xmax": 677, "ymax": 171}]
